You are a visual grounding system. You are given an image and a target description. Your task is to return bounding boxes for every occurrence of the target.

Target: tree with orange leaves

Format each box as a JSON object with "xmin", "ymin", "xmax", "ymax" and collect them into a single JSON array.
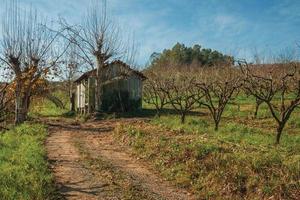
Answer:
[
  {"xmin": 0, "ymin": 1, "xmax": 67, "ymax": 124},
  {"xmin": 0, "ymin": 83, "xmax": 14, "ymax": 127}
]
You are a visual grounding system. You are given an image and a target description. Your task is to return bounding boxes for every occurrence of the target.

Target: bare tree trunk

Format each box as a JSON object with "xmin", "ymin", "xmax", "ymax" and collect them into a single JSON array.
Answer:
[
  {"xmin": 95, "ymin": 57, "xmax": 105, "ymax": 114},
  {"xmin": 16, "ymin": 91, "xmax": 31, "ymax": 124},
  {"xmin": 157, "ymin": 111, "xmax": 161, "ymax": 118},
  {"xmin": 214, "ymin": 115, "xmax": 220, "ymax": 131},
  {"xmin": 156, "ymin": 107, "xmax": 161, "ymax": 118},
  {"xmin": 181, "ymin": 112, "xmax": 186, "ymax": 124},
  {"xmin": 276, "ymin": 124, "xmax": 284, "ymax": 145},
  {"xmin": 214, "ymin": 120, "xmax": 220, "ymax": 131},
  {"xmin": 15, "ymin": 76, "xmax": 34, "ymax": 124},
  {"xmin": 15, "ymin": 100, "xmax": 22, "ymax": 124},
  {"xmin": 15, "ymin": 80, "xmax": 23, "ymax": 124},
  {"xmin": 254, "ymin": 98, "xmax": 262, "ymax": 118},
  {"xmin": 68, "ymin": 80, "xmax": 76, "ymax": 112},
  {"xmin": 70, "ymin": 92, "xmax": 75, "ymax": 112},
  {"xmin": 15, "ymin": 98, "xmax": 29, "ymax": 124}
]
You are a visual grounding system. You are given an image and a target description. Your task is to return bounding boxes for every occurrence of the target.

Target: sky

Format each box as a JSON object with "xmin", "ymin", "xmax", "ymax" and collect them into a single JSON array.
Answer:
[{"xmin": 0, "ymin": 0, "xmax": 300, "ymax": 66}]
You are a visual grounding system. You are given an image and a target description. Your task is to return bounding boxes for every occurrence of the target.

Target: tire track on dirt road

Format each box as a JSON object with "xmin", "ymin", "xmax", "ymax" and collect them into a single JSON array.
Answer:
[{"xmin": 46, "ymin": 119, "xmax": 195, "ymax": 200}]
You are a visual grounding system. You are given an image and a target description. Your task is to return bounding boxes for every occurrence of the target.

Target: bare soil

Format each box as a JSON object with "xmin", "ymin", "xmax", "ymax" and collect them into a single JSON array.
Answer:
[{"xmin": 46, "ymin": 118, "xmax": 195, "ymax": 200}]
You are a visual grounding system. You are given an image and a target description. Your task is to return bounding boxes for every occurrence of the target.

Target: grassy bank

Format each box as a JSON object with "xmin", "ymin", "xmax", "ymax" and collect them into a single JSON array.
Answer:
[
  {"xmin": 0, "ymin": 123, "xmax": 57, "ymax": 200},
  {"xmin": 30, "ymin": 90, "xmax": 70, "ymax": 118},
  {"xmin": 113, "ymin": 120, "xmax": 300, "ymax": 199}
]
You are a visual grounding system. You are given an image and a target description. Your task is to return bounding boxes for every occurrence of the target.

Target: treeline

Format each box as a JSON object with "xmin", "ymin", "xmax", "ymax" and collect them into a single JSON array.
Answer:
[
  {"xmin": 143, "ymin": 62, "xmax": 300, "ymax": 144},
  {"xmin": 149, "ymin": 43, "xmax": 234, "ymax": 68}
]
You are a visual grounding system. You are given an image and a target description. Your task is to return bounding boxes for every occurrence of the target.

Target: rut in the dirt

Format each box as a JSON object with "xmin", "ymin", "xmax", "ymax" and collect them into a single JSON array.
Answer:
[{"xmin": 46, "ymin": 119, "xmax": 195, "ymax": 200}]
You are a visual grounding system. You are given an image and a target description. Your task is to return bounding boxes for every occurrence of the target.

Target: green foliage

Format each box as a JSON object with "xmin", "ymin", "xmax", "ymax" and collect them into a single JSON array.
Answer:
[
  {"xmin": 30, "ymin": 90, "xmax": 69, "ymax": 117},
  {"xmin": 149, "ymin": 43, "xmax": 234, "ymax": 67},
  {"xmin": 0, "ymin": 123, "xmax": 56, "ymax": 200}
]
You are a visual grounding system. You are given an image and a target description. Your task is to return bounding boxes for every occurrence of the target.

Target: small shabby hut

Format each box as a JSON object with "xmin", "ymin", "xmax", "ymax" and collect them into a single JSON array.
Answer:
[{"xmin": 75, "ymin": 60, "xmax": 146, "ymax": 114}]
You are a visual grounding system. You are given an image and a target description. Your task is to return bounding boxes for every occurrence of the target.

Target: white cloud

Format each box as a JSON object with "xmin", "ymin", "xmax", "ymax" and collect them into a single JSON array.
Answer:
[{"xmin": 213, "ymin": 14, "xmax": 247, "ymax": 34}]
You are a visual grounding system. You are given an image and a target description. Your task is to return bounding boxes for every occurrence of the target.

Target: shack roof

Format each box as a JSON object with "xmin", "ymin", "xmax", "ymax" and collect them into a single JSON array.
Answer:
[{"xmin": 74, "ymin": 60, "xmax": 146, "ymax": 83}]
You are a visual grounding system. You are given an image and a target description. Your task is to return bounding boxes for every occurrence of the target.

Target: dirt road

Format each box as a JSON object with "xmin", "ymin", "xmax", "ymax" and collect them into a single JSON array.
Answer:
[{"xmin": 46, "ymin": 119, "xmax": 195, "ymax": 200}]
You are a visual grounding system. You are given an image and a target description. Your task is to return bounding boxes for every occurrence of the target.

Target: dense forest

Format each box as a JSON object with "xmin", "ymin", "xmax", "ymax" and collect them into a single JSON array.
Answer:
[{"xmin": 149, "ymin": 43, "xmax": 234, "ymax": 68}]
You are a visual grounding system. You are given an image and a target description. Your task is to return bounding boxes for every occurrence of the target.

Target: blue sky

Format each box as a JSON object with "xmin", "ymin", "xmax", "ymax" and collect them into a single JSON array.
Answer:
[{"xmin": 0, "ymin": 0, "xmax": 300, "ymax": 66}]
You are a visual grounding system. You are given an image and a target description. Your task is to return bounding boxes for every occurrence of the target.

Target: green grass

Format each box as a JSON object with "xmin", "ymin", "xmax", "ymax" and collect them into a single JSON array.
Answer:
[
  {"xmin": 0, "ymin": 123, "xmax": 57, "ymax": 200},
  {"xmin": 112, "ymin": 95, "xmax": 300, "ymax": 199},
  {"xmin": 30, "ymin": 90, "xmax": 70, "ymax": 118},
  {"xmin": 151, "ymin": 115, "xmax": 300, "ymax": 150},
  {"xmin": 31, "ymin": 99, "xmax": 68, "ymax": 117},
  {"xmin": 114, "ymin": 122, "xmax": 300, "ymax": 199}
]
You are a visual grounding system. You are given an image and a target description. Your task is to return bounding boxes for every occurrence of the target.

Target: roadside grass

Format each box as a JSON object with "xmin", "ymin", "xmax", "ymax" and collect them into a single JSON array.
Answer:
[
  {"xmin": 0, "ymin": 123, "xmax": 57, "ymax": 200},
  {"xmin": 112, "ymin": 97, "xmax": 300, "ymax": 199},
  {"xmin": 114, "ymin": 121, "xmax": 300, "ymax": 199},
  {"xmin": 30, "ymin": 91, "xmax": 70, "ymax": 118},
  {"xmin": 31, "ymin": 98, "xmax": 68, "ymax": 117}
]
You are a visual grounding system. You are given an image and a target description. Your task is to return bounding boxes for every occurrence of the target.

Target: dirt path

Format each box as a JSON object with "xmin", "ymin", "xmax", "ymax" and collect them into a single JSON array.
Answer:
[{"xmin": 46, "ymin": 119, "xmax": 195, "ymax": 200}]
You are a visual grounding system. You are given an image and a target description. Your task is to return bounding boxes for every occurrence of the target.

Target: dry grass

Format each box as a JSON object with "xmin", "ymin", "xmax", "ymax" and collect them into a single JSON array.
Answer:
[{"xmin": 113, "ymin": 94, "xmax": 300, "ymax": 199}]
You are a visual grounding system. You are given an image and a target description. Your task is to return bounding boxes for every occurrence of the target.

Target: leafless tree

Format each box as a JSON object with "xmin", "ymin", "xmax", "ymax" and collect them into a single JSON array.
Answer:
[
  {"xmin": 162, "ymin": 67, "xmax": 202, "ymax": 123},
  {"xmin": 253, "ymin": 97, "xmax": 263, "ymax": 118},
  {"xmin": 143, "ymin": 70, "xmax": 169, "ymax": 117},
  {"xmin": 195, "ymin": 66, "xmax": 242, "ymax": 131},
  {"xmin": 243, "ymin": 90, "xmax": 264, "ymax": 118},
  {"xmin": 239, "ymin": 61, "xmax": 300, "ymax": 144},
  {"xmin": 0, "ymin": 1, "xmax": 67, "ymax": 124},
  {"xmin": 61, "ymin": 0, "xmax": 134, "ymax": 114},
  {"xmin": 56, "ymin": 41, "xmax": 85, "ymax": 111}
]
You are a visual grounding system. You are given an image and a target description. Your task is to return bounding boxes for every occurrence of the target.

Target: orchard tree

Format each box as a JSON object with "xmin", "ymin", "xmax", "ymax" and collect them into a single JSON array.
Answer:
[
  {"xmin": 56, "ymin": 42, "xmax": 85, "ymax": 111},
  {"xmin": 195, "ymin": 66, "xmax": 242, "ymax": 131},
  {"xmin": 143, "ymin": 70, "xmax": 169, "ymax": 117},
  {"xmin": 239, "ymin": 61, "xmax": 300, "ymax": 144},
  {"xmin": 244, "ymin": 90, "xmax": 264, "ymax": 118},
  {"xmin": 162, "ymin": 67, "xmax": 203, "ymax": 123}
]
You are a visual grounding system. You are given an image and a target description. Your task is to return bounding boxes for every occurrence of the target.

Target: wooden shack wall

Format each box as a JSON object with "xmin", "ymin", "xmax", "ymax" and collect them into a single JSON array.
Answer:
[
  {"xmin": 76, "ymin": 63, "xmax": 143, "ymax": 113},
  {"xmin": 101, "ymin": 74, "xmax": 142, "ymax": 111},
  {"xmin": 76, "ymin": 82, "xmax": 86, "ymax": 109},
  {"xmin": 88, "ymin": 77, "xmax": 96, "ymax": 113},
  {"xmin": 102, "ymin": 63, "xmax": 142, "ymax": 100}
]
